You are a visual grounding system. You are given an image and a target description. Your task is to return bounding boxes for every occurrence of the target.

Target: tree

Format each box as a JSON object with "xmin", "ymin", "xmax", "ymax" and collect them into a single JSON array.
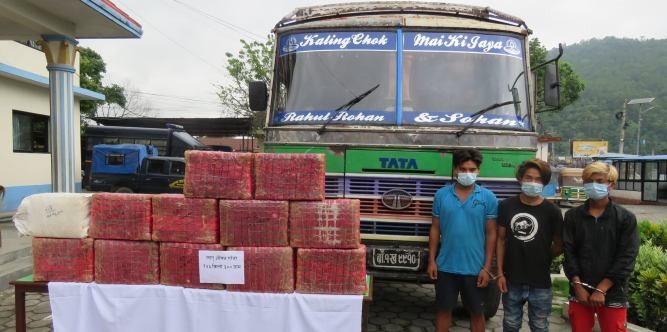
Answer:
[
  {"xmin": 529, "ymin": 38, "xmax": 586, "ymax": 115},
  {"xmin": 79, "ymin": 47, "xmax": 126, "ymax": 122},
  {"xmin": 96, "ymin": 82, "xmax": 154, "ymax": 118},
  {"xmin": 530, "ymin": 37, "xmax": 667, "ymax": 154},
  {"xmin": 529, "ymin": 38, "xmax": 586, "ymax": 145},
  {"xmin": 216, "ymin": 37, "xmax": 274, "ymax": 133}
]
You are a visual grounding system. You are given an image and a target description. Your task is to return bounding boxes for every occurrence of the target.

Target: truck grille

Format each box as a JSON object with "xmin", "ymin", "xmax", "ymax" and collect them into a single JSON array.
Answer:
[
  {"xmin": 347, "ymin": 176, "xmax": 448, "ymax": 197},
  {"xmin": 361, "ymin": 220, "xmax": 430, "ymax": 237},
  {"xmin": 325, "ymin": 176, "xmax": 345, "ymax": 197},
  {"xmin": 326, "ymin": 174, "xmax": 520, "ymax": 237},
  {"xmin": 325, "ymin": 175, "xmax": 520, "ymax": 200},
  {"xmin": 359, "ymin": 198, "xmax": 432, "ymax": 219}
]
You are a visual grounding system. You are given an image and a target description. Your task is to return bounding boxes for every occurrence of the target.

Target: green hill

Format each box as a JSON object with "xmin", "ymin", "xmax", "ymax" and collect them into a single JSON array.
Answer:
[{"xmin": 538, "ymin": 37, "xmax": 667, "ymax": 155}]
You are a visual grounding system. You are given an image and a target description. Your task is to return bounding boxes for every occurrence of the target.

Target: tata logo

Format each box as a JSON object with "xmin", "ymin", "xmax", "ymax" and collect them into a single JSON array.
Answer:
[
  {"xmin": 379, "ymin": 157, "xmax": 419, "ymax": 170},
  {"xmin": 381, "ymin": 189, "xmax": 413, "ymax": 210}
]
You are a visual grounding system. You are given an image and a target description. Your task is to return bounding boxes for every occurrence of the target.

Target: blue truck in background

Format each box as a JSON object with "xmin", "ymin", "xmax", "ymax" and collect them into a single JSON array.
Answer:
[{"xmin": 89, "ymin": 144, "xmax": 185, "ymax": 194}]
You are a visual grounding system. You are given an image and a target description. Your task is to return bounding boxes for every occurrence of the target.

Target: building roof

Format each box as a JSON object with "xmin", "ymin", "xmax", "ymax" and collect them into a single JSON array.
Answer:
[
  {"xmin": 0, "ymin": 0, "xmax": 142, "ymax": 40},
  {"xmin": 594, "ymin": 153, "xmax": 667, "ymax": 161},
  {"xmin": 92, "ymin": 117, "xmax": 254, "ymax": 137}
]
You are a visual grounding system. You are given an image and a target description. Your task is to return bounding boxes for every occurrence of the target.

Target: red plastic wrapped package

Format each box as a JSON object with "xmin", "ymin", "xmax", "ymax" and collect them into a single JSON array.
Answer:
[
  {"xmin": 152, "ymin": 194, "xmax": 219, "ymax": 243},
  {"xmin": 95, "ymin": 240, "xmax": 159, "ymax": 284},
  {"xmin": 90, "ymin": 193, "xmax": 152, "ymax": 240},
  {"xmin": 220, "ymin": 200, "xmax": 288, "ymax": 246},
  {"xmin": 32, "ymin": 238, "xmax": 94, "ymax": 282},
  {"xmin": 254, "ymin": 153, "xmax": 325, "ymax": 201},
  {"xmin": 290, "ymin": 199, "xmax": 360, "ymax": 249},
  {"xmin": 184, "ymin": 151, "xmax": 253, "ymax": 199},
  {"xmin": 160, "ymin": 242, "xmax": 225, "ymax": 289},
  {"xmin": 296, "ymin": 246, "xmax": 366, "ymax": 295},
  {"xmin": 226, "ymin": 247, "xmax": 293, "ymax": 293}
]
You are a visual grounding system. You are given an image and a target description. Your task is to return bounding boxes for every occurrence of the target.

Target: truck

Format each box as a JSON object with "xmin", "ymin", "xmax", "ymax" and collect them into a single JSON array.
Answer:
[
  {"xmin": 83, "ymin": 124, "xmax": 208, "ymax": 189},
  {"xmin": 88, "ymin": 144, "xmax": 185, "ymax": 194},
  {"xmin": 248, "ymin": 2, "xmax": 564, "ymax": 318}
]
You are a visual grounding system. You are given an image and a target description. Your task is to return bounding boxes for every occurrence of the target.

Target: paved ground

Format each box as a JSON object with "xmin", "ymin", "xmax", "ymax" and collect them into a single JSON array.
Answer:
[
  {"xmin": 0, "ymin": 290, "xmax": 51, "ymax": 332},
  {"xmin": 0, "ymin": 280, "xmax": 572, "ymax": 332},
  {"xmin": 368, "ymin": 281, "xmax": 571, "ymax": 332},
  {"xmin": 619, "ymin": 204, "xmax": 667, "ymax": 223}
]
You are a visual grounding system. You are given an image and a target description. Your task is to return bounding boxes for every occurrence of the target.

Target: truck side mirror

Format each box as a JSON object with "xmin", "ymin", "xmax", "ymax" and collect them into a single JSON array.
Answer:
[
  {"xmin": 248, "ymin": 81, "xmax": 268, "ymax": 111},
  {"xmin": 543, "ymin": 63, "xmax": 561, "ymax": 108}
]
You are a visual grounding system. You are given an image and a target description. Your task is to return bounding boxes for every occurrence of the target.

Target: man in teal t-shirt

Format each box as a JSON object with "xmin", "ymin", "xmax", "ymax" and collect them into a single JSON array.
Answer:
[{"xmin": 427, "ymin": 148, "xmax": 498, "ymax": 332}]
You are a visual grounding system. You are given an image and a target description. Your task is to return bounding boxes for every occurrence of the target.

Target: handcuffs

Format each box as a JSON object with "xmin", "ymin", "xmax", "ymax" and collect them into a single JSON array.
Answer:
[
  {"xmin": 572, "ymin": 280, "xmax": 607, "ymax": 295},
  {"xmin": 482, "ymin": 267, "xmax": 501, "ymax": 281}
]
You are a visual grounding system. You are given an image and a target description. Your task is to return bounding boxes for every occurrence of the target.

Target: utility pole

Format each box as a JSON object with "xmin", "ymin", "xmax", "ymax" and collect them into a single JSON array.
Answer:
[
  {"xmin": 622, "ymin": 98, "xmax": 655, "ymax": 155},
  {"xmin": 636, "ymin": 106, "xmax": 656, "ymax": 155},
  {"xmin": 636, "ymin": 104, "xmax": 643, "ymax": 155},
  {"xmin": 619, "ymin": 99, "xmax": 627, "ymax": 154}
]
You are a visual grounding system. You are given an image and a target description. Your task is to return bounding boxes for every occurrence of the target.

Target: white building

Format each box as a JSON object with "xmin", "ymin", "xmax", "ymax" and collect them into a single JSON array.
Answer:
[{"xmin": 0, "ymin": 40, "xmax": 103, "ymax": 213}]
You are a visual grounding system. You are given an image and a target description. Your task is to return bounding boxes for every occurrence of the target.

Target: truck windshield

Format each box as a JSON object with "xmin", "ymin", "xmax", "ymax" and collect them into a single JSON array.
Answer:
[
  {"xmin": 401, "ymin": 32, "xmax": 529, "ymax": 130},
  {"xmin": 271, "ymin": 30, "xmax": 529, "ymax": 130},
  {"xmin": 273, "ymin": 31, "xmax": 397, "ymax": 126}
]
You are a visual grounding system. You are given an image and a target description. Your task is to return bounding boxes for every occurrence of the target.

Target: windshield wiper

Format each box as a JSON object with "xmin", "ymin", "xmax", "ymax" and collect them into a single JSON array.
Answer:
[
  {"xmin": 317, "ymin": 84, "xmax": 380, "ymax": 135},
  {"xmin": 455, "ymin": 100, "xmax": 520, "ymax": 137}
]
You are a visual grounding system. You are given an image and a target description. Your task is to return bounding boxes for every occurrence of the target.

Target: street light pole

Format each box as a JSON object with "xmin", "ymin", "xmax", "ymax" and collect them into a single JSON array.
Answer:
[
  {"xmin": 636, "ymin": 106, "xmax": 656, "ymax": 155},
  {"xmin": 623, "ymin": 97, "xmax": 655, "ymax": 155},
  {"xmin": 619, "ymin": 99, "xmax": 627, "ymax": 154}
]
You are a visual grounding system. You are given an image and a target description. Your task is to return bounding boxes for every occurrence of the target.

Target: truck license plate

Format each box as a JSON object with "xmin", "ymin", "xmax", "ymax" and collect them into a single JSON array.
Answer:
[{"xmin": 371, "ymin": 248, "xmax": 421, "ymax": 270}]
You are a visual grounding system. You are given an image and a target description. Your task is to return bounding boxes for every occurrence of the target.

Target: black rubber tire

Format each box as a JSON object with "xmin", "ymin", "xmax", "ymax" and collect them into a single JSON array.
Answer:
[{"xmin": 113, "ymin": 186, "xmax": 134, "ymax": 193}]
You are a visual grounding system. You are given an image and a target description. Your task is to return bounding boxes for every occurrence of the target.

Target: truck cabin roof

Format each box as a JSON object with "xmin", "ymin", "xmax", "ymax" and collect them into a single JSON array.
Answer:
[{"xmin": 276, "ymin": 1, "xmax": 529, "ymax": 32}]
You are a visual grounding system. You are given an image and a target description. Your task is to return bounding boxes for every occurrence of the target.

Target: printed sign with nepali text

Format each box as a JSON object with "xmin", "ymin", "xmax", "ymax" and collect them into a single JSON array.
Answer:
[{"xmin": 199, "ymin": 250, "xmax": 245, "ymax": 284}]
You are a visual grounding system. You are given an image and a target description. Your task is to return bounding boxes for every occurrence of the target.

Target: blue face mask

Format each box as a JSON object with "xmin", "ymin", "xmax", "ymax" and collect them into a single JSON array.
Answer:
[
  {"xmin": 521, "ymin": 182, "xmax": 543, "ymax": 197},
  {"xmin": 584, "ymin": 182, "xmax": 609, "ymax": 200},
  {"xmin": 456, "ymin": 172, "xmax": 477, "ymax": 186}
]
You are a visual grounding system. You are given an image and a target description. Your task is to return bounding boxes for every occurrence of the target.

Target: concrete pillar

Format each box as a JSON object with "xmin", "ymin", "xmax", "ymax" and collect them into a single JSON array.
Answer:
[{"xmin": 40, "ymin": 35, "xmax": 78, "ymax": 192}]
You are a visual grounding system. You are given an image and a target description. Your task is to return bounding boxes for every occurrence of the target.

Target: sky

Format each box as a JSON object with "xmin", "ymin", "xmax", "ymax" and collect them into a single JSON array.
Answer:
[{"xmin": 80, "ymin": 0, "xmax": 667, "ymax": 118}]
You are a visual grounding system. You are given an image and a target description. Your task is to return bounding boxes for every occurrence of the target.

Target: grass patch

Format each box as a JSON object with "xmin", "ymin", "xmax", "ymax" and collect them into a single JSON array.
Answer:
[{"xmin": 552, "ymin": 278, "xmax": 569, "ymax": 298}]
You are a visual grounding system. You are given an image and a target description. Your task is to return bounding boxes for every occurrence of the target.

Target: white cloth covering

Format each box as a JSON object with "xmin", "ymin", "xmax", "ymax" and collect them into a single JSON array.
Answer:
[{"xmin": 48, "ymin": 282, "xmax": 363, "ymax": 332}]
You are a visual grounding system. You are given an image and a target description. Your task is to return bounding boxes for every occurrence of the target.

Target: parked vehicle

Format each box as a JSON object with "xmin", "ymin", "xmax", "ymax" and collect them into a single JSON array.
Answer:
[
  {"xmin": 83, "ymin": 124, "xmax": 207, "ymax": 188},
  {"xmin": 248, "ymin": 2, "xmax": 564, "ymax": 318},
  {"xmin": 88, "ymin": 144, "xmax": 185, "ymax": 194}
]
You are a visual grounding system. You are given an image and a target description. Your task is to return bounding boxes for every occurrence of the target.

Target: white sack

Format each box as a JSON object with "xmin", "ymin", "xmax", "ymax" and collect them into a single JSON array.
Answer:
[{"xmin": 13, "ymin": 193, "xmax": 92, "ymax": 238}]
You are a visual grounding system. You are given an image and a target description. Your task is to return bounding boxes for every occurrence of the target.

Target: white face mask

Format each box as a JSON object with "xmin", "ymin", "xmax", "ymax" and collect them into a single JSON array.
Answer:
[
  {"xmin": 456, "ymin": 172, "xmax": 477, "ymax": 186},
  {"xmin": 584, "ymin": 182, "xmax": 609, "ymax": 200},
  {"xmin": 521, "ymin": 182, "xmax": 543, "ymax": 197}
]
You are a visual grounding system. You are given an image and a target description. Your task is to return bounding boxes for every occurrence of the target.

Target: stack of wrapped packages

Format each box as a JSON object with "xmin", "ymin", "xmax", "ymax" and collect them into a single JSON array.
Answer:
[{"xmin": 19, "ymin": 152, "xmax": 366, "ymax": 295}]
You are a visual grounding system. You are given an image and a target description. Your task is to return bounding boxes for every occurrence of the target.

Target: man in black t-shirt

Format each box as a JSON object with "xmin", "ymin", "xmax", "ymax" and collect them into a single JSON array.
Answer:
[{"xmin": 496, "ymin": 159, "xmax": 563, "ymax": 332}]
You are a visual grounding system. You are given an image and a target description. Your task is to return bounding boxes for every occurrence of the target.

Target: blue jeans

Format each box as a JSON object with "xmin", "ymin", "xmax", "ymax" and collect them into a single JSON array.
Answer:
[{"xmin": 502, "ymin": 283, "xmax": 552, "ymax": 332}]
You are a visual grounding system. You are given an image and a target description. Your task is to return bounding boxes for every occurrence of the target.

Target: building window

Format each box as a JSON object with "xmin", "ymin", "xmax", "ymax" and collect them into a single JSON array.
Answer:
[{"xmin": 12, "ymin": 111, "xmax": 49, "ymax": 153}]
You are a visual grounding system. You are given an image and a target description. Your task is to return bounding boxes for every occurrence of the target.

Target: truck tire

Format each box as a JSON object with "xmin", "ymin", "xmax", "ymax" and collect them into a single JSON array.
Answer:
[
  {"xmin": 113, "ymin": 186, "xmax": 134, "ymax": 193},
  {"xmin": 484, "ymin": 280, "xmax": 501, "ymax": 319}
]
